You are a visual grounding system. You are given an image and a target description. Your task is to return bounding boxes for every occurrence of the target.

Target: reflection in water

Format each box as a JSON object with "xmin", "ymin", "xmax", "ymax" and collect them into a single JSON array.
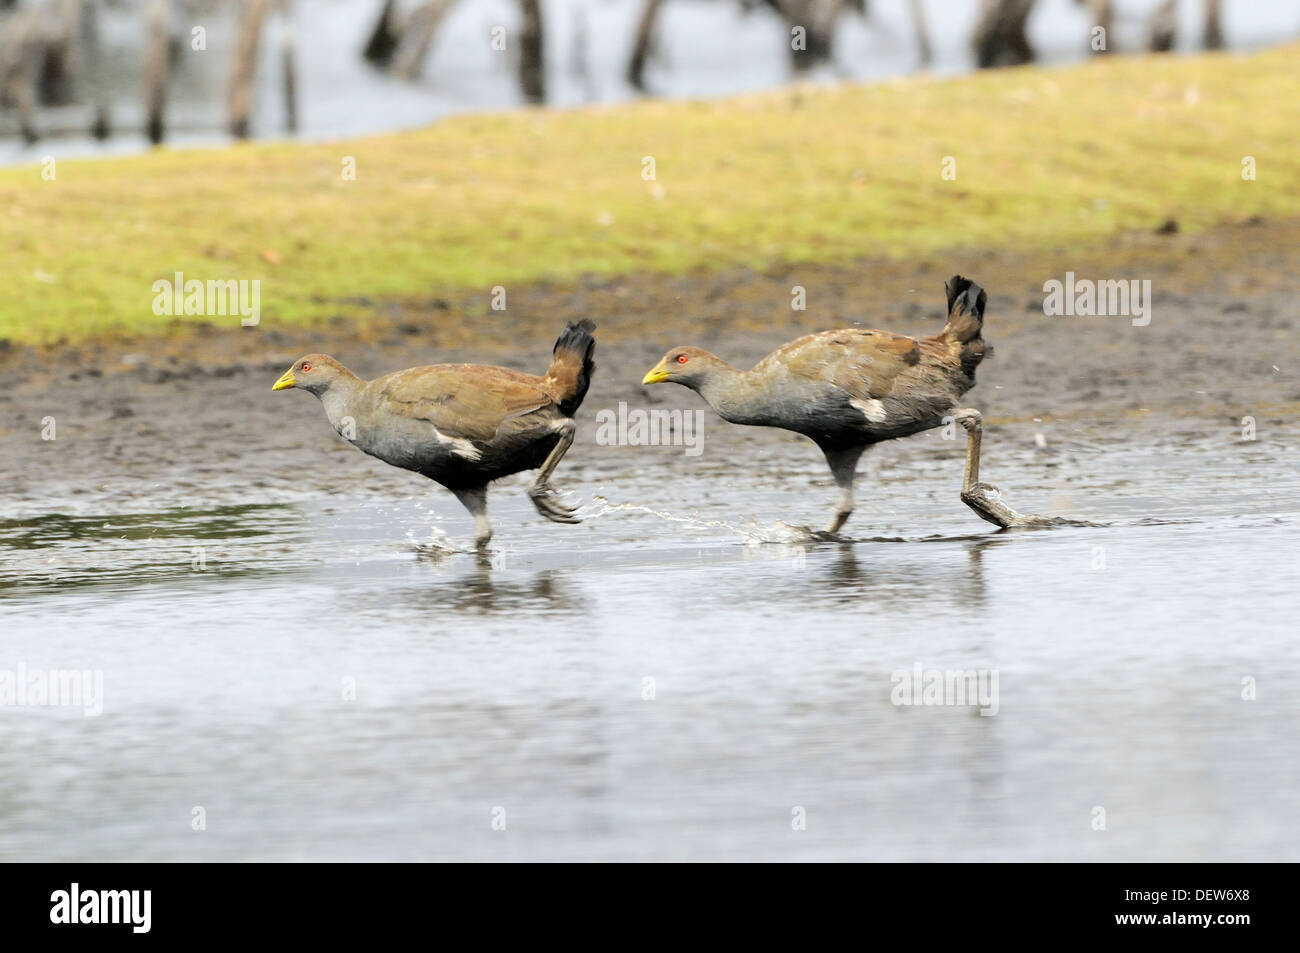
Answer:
[
  {"xmin": 751, "ymin": 535, "xmax": 1003, "ymax": 614},
  {"xmin": 0, "ymin": 503, "xmax": 304, "ymax": 596},
  {"xmin": 962, "ymin": 536, "xmax": 999, "ymax": 607},
  {"xmin": 0, "ymin": 503, "xmax": 292, "ymax": 547},
  {"xmin": 378, "ymin": 560, "xmax": 581, "ymax": 618}
]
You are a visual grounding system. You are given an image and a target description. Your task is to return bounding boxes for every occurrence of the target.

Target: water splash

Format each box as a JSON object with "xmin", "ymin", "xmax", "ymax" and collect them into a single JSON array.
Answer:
[
  {"xmin": 408, "ymin": 526, "xmax": 477, "ymax": 558},
  {"xmin": 585, "ymin": 495, "xmax": 1119, "ymax": 545},
  {"xmin": 586, "ymin": 496, "xmax": 811, "ymax": 545}
]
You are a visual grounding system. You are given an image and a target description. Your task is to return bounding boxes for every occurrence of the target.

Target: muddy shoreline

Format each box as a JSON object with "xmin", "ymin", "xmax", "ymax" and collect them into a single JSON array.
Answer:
[{"xmin": 2, "ymin": 218, "xmax": 1297, "ymax": 515}]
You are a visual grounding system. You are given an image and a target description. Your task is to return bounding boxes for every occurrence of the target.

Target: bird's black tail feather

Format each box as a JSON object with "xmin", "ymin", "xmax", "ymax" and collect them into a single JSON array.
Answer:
[
  {"xmin": 940, "ymin": 276, "xmax": 989, "ymax": 378},
  {"xmin": 941, "ymin": 275, "xmax": 987, "ymax": 344},
  {"xmin": 548, "ymin": 319, "xmax": 597, "ymax": 416}
]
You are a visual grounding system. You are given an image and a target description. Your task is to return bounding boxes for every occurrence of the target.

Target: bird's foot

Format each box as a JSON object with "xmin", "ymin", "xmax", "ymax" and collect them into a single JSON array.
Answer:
[
  {"xmin": 529, "ymin": 484, "xmax": 582, "ymax": 524},
  {"xmin": 810, "ymin": 528, "xmax": 849, "ymax": 543},
  {"xmin": 818, "ymin": 492, "xmax": 855, "ymax": 536},
  {"xmin": 823, "ymin": 512, "xmax": 852, "ymax": 537},
  {"xmin": 961, "ymin": 482, "xmax": 1044, "ymax": 529}
]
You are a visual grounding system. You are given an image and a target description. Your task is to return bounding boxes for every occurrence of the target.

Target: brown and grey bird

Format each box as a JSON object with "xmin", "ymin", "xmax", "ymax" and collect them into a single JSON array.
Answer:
[
  {"xmin": 272, "ymin": 320, "xmax": 596, "ymax": 549},
  {"xmin": 642, "ymin": 277, "xmax": 1022, "ymax": 534}
]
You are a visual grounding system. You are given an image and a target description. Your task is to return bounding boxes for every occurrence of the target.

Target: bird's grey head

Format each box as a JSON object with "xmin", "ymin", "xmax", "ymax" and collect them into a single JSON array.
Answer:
[
  {"xmin": 642, "ymin": 346, "xmax": 728, "ymax": 390},
  {"xmin": 271, "ymin": 354, "xmax": 347, "ymax": 397}
]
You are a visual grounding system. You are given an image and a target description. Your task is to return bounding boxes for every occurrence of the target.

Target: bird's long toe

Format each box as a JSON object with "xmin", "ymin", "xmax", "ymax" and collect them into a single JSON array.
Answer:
[
  {"xmin": 529, "ymin": 486, "xmax": 582, "ymax": 524},
  {"xmin": 962, "ymin": 482, "xmax": 1030, "ymax": 528},
  {"xmin": 539, "ymin": 503, "xmax": 582, "ymax": 524}
]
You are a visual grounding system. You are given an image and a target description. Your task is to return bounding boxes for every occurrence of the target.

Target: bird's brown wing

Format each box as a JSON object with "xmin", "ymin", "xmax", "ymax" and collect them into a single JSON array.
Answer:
[
  {"xmin": 374, "ymin": 364, "xmax": 554, "ymax": 443},
  {"xmin": 762, "ymin": 329, "xmax": 922, "ymax": 401}
]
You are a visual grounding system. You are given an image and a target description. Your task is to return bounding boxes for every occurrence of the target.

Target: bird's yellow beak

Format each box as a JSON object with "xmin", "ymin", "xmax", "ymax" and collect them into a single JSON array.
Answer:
[
  {"xmin": 642, "ymin": 360, "xmax": 669, "ymax": 385},
  {"xmin": 271, "ymin": 368, "xmax": 295, "ymax": 391}
]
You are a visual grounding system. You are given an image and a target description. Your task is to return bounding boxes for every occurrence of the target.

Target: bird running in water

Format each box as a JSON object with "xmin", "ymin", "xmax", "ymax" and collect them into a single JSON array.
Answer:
[
  {"xmin": 273, "ymin": 320, "xmax": 596, "ymax": 550},
  {"xmin": 642, "ymin": 277, "xmax": 1024, "ymax": 534}
]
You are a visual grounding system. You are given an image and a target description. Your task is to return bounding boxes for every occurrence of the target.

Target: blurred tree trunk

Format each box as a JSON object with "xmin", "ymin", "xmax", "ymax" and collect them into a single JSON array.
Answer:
[
  {"xmin": 972, "ymin": 0, "xmax": 1036, "ymax": 69},
  {"xmin": 908, "ymin": 0, "xmax": 932, "ymax": 68},
  {"xmin": 393, "ymin": 0, "xmax": 457, "ymax": 80},
  {"xmin": 229, "ymin": 0, "xmax": 272, "ymax": 138},
  {"xmin": 84, "ymin": 0, "xmax": 109, "ymax": 137},
  {"xmin": 627, "ymin": 0, "xmax": 663, "ymax": 90},
  {"xmin": 278, "ymin": 0, "xmax": 297, "ymax": 132},
  {"xmin": 1077, "ymin": 0, "xmax": 1112, "ymax": 55},
  {"xmin": 0, "ymin": 5, "xmax": 40, "ymax": 142},
  {"xmin": 38, "ymin": 0, "xmax": 83, "ymax": 106},
  {"xmin": 363, "ymin": 0, "xmax": 401, "ymax": 65},
  {"xmin": 1203, "ymin": 0, "xmax": 1224, "ymax": 50},
  {"xmin": 783, "ymin": 0, "xmax": 849, "ymax": 72},
  {"xmin": 143, "ymin": 0, "xmax": 171, "ymax": 143},
  {"xmin": 1149, "ymin": 0, "xmax": 1176, "ymax": 52},
  {"xmin": 519, "ymin": 0, "xmax": 544, "ymax": 103}
]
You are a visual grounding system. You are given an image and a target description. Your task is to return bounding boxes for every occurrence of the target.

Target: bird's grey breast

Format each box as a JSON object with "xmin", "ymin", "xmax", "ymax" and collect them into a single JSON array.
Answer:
[{"xmin": 327, "ymin": 386, "xmax": 481, "ymax": 473}]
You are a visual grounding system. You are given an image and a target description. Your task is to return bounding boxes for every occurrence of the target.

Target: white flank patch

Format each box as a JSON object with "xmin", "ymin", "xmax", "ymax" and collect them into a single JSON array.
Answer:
[
  {"xmin": 851, "ymin": 398, "xmax": 888, "ymax": 424},
  {"xmin": 435, "ymin": 428, "xmax": 482, "ymax": 462}
]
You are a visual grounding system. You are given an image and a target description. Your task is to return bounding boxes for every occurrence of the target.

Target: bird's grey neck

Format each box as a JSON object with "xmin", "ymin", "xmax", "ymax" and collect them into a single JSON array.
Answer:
[
  {"xmin": 695, "ymin": 365, "xmax": 767, "ymax": 424},
  {"xmin": 317, "ymin": 374, "xmax": 363, "ymax": 428}
]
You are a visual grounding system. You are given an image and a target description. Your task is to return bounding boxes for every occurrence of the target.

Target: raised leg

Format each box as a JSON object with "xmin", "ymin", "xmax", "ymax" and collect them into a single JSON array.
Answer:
[
  {"xmin": 954, "ymin": 409, "xmax": 1035, "ymax": 528},
  {"xmin": 529, "ymin": 420, "xmax": 581, "ymax": 524},
  {"xmin": 822, "ymin": 445, "xmax": 865, "ymax": 536},
  {"xmin": 451, "ymin": 485, "xmax": 493, "ymax": 550}
]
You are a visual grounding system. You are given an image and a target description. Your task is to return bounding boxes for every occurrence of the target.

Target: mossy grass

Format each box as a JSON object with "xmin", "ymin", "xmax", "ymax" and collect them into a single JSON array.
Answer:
[{"xmin": 1, "ymin": 45, "xmax": 1296, "ymax": 345}]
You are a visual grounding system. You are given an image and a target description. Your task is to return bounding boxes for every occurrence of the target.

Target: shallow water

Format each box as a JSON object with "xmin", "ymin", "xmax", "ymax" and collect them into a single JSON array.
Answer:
[{"xmin": 2, "ymin": 416, "xmax": 1297, "ymax": 860}]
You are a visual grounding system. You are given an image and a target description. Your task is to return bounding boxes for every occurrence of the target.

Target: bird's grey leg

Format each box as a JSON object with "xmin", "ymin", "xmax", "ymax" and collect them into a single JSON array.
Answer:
[
  {"xmin": 452, "ymin": 485, "xmax": 493, "ymax": 550},
  {"xmin": 957, "ymin": 408, "xmax": 983, "ymax": 491},
  {"xmin": 823, "ymin": 445, "xmax": 865, "ymax": 536},
  {"xmin": 954, "ymin": 409, "xmax": 1034, "ymax": 528},
  {"xmin": 528, "ymin": 420, "xmax": 581, "ymax": 524}
]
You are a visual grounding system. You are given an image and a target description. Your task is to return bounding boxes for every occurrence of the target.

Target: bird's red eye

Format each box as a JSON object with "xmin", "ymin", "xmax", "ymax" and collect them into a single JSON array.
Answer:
[
  {"xmin": 301, "ymin": 362, "xmax": 311, "ymax": 372},
  {"xmin": 676, "ymin": 355, "xmax": 688, "ymax": 364}
]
